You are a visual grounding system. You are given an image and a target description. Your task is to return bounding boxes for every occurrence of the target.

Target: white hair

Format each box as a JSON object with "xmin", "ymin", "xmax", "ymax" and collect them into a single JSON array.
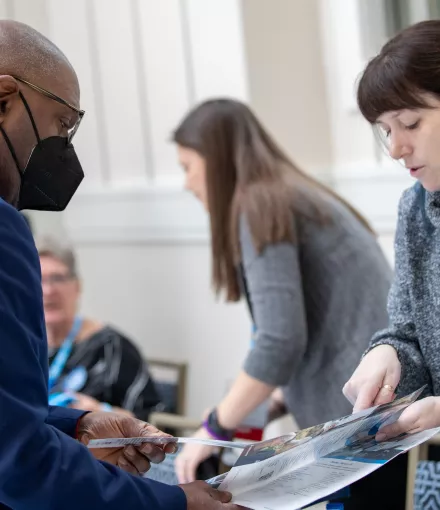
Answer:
[{"xmin": 36, "ymin": 236, "xmax": 78, "ymax": 278}]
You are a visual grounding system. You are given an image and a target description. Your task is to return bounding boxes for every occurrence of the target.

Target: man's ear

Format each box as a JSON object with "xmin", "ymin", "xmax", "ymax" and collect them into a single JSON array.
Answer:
[{"xmin": 0, "ymin": 75, "xmax": 20, "ymax": 124}]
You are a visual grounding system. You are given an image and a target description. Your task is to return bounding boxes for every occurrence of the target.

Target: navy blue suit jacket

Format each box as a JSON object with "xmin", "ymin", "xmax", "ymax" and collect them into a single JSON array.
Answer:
[{"xmin": 0, "ymin": 199, "xmax": 186, "ymax": 510}]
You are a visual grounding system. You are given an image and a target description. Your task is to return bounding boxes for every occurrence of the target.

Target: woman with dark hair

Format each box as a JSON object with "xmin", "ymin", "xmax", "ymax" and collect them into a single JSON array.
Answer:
[
  {"xmin": 171, "ymin": 98, "xmax": 392, "ymax": 501},
  {"xmin": 344, "ymin": 19, "xmax": 440, "ymax": 439},
  {"xmin": 340, "ymin": 19, "xmax": 440, "ymax": 508}
]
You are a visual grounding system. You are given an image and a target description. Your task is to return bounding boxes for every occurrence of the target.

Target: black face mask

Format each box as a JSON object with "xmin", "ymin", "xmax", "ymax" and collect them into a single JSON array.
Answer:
[{"xmin": 0, "ymin": 91, "xmax": 84, "ymax": 211}]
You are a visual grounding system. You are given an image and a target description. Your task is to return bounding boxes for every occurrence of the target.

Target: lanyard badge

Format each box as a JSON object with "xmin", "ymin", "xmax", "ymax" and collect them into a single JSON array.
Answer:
[{"xmin": 48, "ymin": 316, "xmax": 83, "ymax": 391}]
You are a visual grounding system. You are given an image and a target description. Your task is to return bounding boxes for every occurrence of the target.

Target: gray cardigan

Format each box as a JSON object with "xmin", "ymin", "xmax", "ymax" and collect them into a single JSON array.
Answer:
[
  {"xmin": 240, "ymin": 193, "xmax": 392, "ymax": 428},
  {"xmin": 368, "ymin": 183, "xmax": 440, "ymax": 399}
]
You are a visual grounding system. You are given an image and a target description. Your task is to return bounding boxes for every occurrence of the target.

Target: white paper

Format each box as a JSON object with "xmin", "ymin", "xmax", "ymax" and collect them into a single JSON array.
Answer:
[
  {"xmin": 229, "ymin": 428, "xmax": 438, "ymax": 510},
  {"xmin": 87, "ymin": 436, "xmax": 251, "ymax": 449},
  {"xmin": 88, "ymin": 387, "xmax": 437, "ymax": 510},
  {"xmin": 206, "ymin": 387, "xmax": 438, "ymax": 509}
]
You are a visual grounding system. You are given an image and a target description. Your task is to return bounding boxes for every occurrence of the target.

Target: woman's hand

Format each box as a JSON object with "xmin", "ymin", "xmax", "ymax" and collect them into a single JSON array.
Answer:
[
  {"xmin": 70, "ymin": 393, "xmax": 134, "ymax": 416},
  {"xmin": 174, "ymin": 371, "xmax": 274, "ymax": 484},
  {"xmin": 175, "ymin": 427, "xmax": 220, "ymax": 484},
  {"xmin": 268, "ymin": 388, "xmax": 287, "ymax": 422},
  {"xmin": 343, "ymin": 345, "xmax": 401, "ymax": 412},
  {"xmin": 376, "ymin": 397, "xmax": 440, "ymax": 440}
]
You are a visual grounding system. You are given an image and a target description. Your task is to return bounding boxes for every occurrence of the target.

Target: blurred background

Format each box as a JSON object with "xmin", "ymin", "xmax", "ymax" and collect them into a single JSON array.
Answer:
[{"xmin": 8, "ymin": 0, "xmax": 439, "ymax": 420}]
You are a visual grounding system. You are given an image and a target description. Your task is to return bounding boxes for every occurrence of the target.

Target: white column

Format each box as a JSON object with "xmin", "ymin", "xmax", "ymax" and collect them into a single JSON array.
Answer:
[
  {"xmin": 184, "ymin": 0, "xmax": 249, "ymax": 102},
  {"xmin": 47, "ymin": 0, "xmax": 106, "ymax": 187},
  {"xmin": 90, "ymin": 0, "xmax": 151, "ymax": 187},
  {"xmin": 318, "ymin": 0, "xmax": 413, "ymax": 235},
  {"xmin": 135, "ymin": 0, "xmax": 191, "ymax": 182},
  {"xmin": 57, "ymin": 0, "xmax": 249, "ymax": 243},
  {"xmin": 46, "ymin": 0, "xmax": 248, "ymax": 192},
  {"xmin": 408, "ymin": 0, "xmax": 430, "ymax": 23},
  {"xmin": 318, "ymin": 0, "xmax": 377, "ymax": 172},
  {"xmin": 8, "ymin": 0, "xmax": 49, "ymax": 34},
  {"xmin": 0, "ymin": 0, "xmax": 12, "ymax": 17}
]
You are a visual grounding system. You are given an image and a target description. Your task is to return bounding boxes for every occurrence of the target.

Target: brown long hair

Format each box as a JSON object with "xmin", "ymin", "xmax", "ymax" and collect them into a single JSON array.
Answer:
[
  {"xmin": 358, "ymin": 20, "xmax": 440, "ymax": 123},
  {"xmin": 173, "ymin": 99, "xmax": 373, "ymax": 301}
]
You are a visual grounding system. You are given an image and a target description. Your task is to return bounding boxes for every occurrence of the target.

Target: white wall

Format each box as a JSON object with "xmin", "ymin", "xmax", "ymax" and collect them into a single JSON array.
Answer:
[
  {"xmin": 317, "ymin": 0, "xmax": 416, "ymax": 264},
  {"xmin": 17, "ymin": 0, "xmax": 412, "ymax": 420},
  {"xmin": 241, "ymin": 0, "xmax": 333, "ymax": 175},
  {"xmin": 22, "ymin": 0, "xmax": 253, "ymax": 419},
  {"xmin": 75, "ymin": 243, "xmax": 250, "ymax": 418}
]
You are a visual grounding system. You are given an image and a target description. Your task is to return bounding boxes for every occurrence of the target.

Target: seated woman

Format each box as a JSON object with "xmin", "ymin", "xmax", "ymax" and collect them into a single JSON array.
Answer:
[{"xmin": 38, "ymin": 236, "xmax": 161, "ymax": 420}]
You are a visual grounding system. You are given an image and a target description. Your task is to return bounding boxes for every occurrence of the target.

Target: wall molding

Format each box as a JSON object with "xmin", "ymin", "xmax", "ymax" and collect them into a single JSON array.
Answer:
[
  {"xmin": 63, "ymin": 177, "xmax": 209, "ymax": 244},
  {"xmin": 64, "ymin": 166, "xmax": 414, "ymax": 244}
]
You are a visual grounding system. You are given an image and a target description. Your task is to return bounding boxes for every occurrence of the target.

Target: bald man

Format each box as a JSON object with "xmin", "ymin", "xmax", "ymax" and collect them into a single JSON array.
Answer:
[{"xmin": 0, "ymin": 20, "xmax": 238, "ymax": 510}]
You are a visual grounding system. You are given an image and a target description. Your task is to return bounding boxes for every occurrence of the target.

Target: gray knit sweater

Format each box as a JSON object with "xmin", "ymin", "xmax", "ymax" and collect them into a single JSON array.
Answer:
[
  {"xmin": 240, "ymin": 193, "xmax": 392, "ymax": 428},
  {"xmin": 368, "ymin": 182, "xmax": 440, "ymax": 399}
]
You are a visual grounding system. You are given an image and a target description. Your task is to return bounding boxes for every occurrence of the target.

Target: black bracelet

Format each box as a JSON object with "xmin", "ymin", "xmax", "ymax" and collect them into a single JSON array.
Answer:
[{"xmin": 203, "ymin": 408, "xmax": 235, "ymax": 441}]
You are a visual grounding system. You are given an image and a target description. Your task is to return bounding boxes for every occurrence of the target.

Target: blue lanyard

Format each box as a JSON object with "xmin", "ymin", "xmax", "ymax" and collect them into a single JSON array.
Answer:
[{"xmin": 48, "ymin": 316, "xmax": 83, "ymax": 391}]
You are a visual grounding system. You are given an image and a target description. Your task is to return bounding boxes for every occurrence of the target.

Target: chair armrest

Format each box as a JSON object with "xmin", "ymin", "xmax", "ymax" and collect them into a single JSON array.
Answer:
[
  {"xmin": 149, "ymin": 411, "xmax": 201, "ymax": 433},
  {"xmin": 427, "ymin": 432, "xmax": 440, "ymax": 446}
]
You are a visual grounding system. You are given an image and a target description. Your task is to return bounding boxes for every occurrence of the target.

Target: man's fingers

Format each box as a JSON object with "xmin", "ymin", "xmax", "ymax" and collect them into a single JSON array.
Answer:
[
  {"xmin": 164, "ymin": 443, "xmax": 178, "ymax": 454},
  {"xmin": 127, "ymin": 419, "xmax": 171, "ymax": 442},
  {"xmin": 137, "ymin": 443, "xmax": 166, "ymax": 464},
  {"xmin": 78, "ymin": 432, "xmax": 90, "ymax": 446},
  {"xmin": 123, "ymin": 445, "xmax": 151, "ymax": 474},
  {"xmin": 118, "ymin": 455, "xmax": 141, "ymax": 476},
  {"xmin": 140, "ymin": 423, "xmax": 175, "ymax": 440},
  {"xmin": 135, "ymin": 422, "xmax": 177, "ymax": 458},
  {"xmin": 208, "ymin": 488, "xmax": 233, "ymax": 503}
]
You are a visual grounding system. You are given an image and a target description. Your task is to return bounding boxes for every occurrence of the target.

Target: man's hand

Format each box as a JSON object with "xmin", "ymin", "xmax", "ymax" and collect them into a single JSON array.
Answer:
[
  {"xmin": 78, "ymin": 412, "xmax": 177, "ymax": 476},
  {"xmin": 343, "ymin": 345, "xmax": 401, "ymax": 412},
  {"xmin": 180, "ymin": 481, "xmax": 241, "ymax": 510},
  {"xmin": 376, "ymin": 397, "xmax": 440, "ymax": 441}
]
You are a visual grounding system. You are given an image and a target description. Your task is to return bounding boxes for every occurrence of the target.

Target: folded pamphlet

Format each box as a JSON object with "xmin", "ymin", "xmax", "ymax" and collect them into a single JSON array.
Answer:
[
  {"xmin": 88, "ymin": 435, "xmax": 251, "ymax": 449},
  {"xmin": 89, "ymin": 387, "xmax": 438, "ymax": 510},
  {"xmin": 208, "ymin": 387, "xmax": 437, "ymax": 509}
]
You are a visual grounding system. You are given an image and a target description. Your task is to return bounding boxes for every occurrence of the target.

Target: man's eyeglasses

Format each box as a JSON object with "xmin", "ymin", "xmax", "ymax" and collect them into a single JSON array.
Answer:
[{"xmin": 14, "ymin": 76, "xmax": 85, "ymax": 143}]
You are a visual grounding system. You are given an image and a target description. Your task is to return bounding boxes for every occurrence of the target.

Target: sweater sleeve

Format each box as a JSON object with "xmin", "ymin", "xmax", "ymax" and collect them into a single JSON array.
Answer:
[
  {"xmin": 240, "ymin": 217, "xmax": 308, "ymax": 386},
  {"xmin": 366, "ymin": 189, "xmax": 431, "ymax": 396}
]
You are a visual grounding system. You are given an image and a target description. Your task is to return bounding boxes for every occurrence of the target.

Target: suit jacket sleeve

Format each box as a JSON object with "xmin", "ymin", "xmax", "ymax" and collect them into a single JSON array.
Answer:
[
  {"xmin": 47, "ymin": 405, "xmax": 86, "ymax": 437},
  {"xmin": 0, "ymin": 200, "xmax": 186, "ymax": 510}
]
